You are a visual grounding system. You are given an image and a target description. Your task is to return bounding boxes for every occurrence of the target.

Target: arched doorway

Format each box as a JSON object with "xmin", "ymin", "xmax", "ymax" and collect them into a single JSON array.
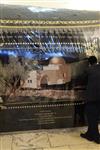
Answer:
[{"xmin": 40, "ymin": 75, "xmax": 48, "ymax": 89}]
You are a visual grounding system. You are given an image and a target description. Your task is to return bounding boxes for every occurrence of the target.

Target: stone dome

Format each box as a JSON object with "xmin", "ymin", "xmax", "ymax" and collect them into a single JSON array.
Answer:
[{"xmin": 49, "ymin": 57, "xmax": 66, "ymax": 65}]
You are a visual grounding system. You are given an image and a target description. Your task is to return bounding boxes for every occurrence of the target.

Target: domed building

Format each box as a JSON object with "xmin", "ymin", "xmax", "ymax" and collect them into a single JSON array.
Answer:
[
  {"xmin": 22, "ymin": 57, "xmax": 71, "ymax": 89},
  {"xmin": 40, "ymin": 57, "xmax": 71, "ymax": 86}
]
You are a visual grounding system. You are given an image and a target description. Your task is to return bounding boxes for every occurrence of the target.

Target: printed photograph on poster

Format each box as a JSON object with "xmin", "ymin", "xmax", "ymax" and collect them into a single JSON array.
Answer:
[{"xmin": 0, "ymin": 0, "xmax": 100, "ymax": 131}]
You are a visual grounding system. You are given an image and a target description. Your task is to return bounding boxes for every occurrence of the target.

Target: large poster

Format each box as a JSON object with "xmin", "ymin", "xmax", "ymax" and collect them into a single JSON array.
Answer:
[{"xmin": 0, "ymin": 4, "xmax": 100, "ymax": 131}]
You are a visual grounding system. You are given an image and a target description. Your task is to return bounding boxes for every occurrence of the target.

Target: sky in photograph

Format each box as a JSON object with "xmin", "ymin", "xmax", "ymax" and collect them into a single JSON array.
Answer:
[{"xmin": 1, "ymin": 0, "xmax": 100, "ymax": 11}]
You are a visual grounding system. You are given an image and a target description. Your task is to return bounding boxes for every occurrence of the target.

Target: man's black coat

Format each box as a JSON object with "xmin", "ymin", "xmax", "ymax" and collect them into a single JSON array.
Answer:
[{"xmin": 86, "ymin": 64, "xmax": 100, "ymax": 102}]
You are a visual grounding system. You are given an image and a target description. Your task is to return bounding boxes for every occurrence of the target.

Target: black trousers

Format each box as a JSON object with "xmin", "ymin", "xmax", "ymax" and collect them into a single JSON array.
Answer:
[{"xmin": 85, "ymin": 101, "xmax": 100, "ymax": 138}]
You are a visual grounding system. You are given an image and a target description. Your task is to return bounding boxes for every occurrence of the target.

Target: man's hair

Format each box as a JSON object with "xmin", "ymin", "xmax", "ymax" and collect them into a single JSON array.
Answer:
[{"xmin": 88, "ymin": 56, "xmax": 97, "ymax": 65}]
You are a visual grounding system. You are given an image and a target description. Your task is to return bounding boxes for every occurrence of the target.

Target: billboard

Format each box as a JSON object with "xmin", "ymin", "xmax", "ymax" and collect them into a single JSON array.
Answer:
[{"xmin": 0, "ymin": 5, "xmax": 100, "ymax": 131}]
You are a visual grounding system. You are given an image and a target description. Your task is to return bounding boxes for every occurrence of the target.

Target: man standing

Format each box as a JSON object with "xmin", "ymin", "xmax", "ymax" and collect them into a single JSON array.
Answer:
[{"xmin": 80, "ymin": 56, "xmax": 100, "ymax": 144}]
